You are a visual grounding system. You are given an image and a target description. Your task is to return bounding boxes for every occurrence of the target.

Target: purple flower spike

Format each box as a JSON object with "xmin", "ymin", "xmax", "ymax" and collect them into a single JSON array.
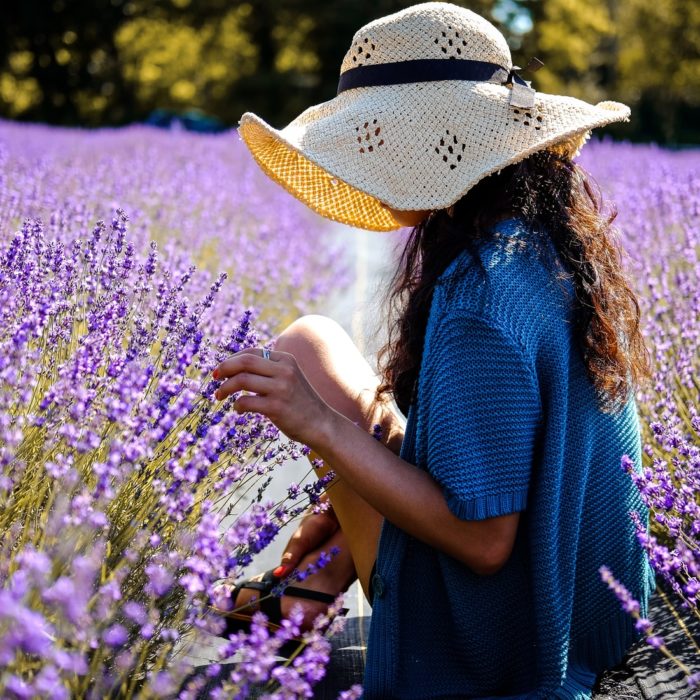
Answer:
[
  {"xmin": 102, "ymin": 624, "xmax": 129, "ymax": 648},
  {"xmin": 336, "ymin": 685, "xmax": 364, "ymax": 700},
  {"xmin": 599, "ymin": 566, "xmax": 641, "ymax": 615},
  {"xmin": 0, "ymin": 119, "xmax": 356, "ymax": 697}
]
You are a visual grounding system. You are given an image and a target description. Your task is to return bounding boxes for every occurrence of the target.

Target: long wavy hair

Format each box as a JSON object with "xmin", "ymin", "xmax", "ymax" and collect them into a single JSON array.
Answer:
[{"xmin": 375, "ymin": 147, "xmax": 652, "ymax": 416}]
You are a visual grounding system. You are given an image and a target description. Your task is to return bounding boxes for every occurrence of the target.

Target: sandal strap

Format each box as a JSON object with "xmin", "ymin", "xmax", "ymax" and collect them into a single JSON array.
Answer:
[
  {"xmin": 282, "ymin": 586, "xmax": 337, "ymax": 605},
  {"xmin": 236, "ymin": 570, "xmax": 338, "ymax": 606},
  {"xmin": 238, "ymin": 579, "xmax": 270, "ymax": 593},
  {"xmin": 234, "ymin": 568, "xmax": 278, "ymax": 595},
  {"xmin": 215, "ymin": 568, "xmax": 351, "ymax": 641},
  {"xmin": 229, "ymin": 572, "xmax": 284, "ymax": 625},
  {"xmin": 257, "ymin": 588, "xmax": 283, "ymax": 624},
  {"xmin": 226, "ymin": 569, "xmax": 341, "ymax": 618}
]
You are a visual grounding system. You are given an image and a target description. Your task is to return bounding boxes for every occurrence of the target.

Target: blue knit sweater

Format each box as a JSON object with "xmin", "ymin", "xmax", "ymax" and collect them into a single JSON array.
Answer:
[{"xmin": 362, "ymin": 218, "xmax": 656, "ymax": 699}]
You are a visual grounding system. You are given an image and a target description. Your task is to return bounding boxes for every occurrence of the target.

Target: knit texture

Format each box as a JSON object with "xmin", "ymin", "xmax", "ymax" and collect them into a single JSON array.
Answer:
[{"xmin": 362, "ymin": 218, "xmax": 656, "ymax": 699}]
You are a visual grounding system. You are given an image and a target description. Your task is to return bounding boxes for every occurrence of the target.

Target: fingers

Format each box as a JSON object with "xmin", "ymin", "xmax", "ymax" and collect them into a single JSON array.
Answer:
[
  {"xmin": 215, "ymin": 372, "xmax": 276, "ymax": 402},
  {"xmin": 273, "ymin": 512, "xmax": 339, "ymax": 577},
  {"xmin": 213, "ymin": 348, "xmax": 289, "ymax": 382},
  {"xmin": 229, "ymin": 393, "xmax": 268, "ymax": 415},
  {"xmin": 211, "ymin": 346, "xmax": 328, "ymax": 445},
  {"xmin": 212, "ymin": 347, "xmax": 300, "ymax": 407}
]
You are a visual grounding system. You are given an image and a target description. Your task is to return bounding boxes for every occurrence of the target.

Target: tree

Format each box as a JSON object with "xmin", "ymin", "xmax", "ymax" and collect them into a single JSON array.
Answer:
[
  {"xmin": 1, "ymin": 0, "xmax": 136, "ymax": 124},
  {"xmin": 515, "ymin": 0, "xmax": 700, "ymax": 143},
  {"xmin": 616, "ymin": 0, "xmax": 700, "ymax": 143},
  {"xmin": 2, "ymin": 0, "xmax": 696, "ymax": 142},
  {"xmin": 0, "ymin": 0, "xmax": 498, "ymax": 127}
]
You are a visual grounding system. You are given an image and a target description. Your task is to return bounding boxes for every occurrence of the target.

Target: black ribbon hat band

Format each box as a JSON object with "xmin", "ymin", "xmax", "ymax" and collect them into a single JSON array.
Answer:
[{"xmin": 336, "ymin": 56, "xmax": 544, "ymax": 108}]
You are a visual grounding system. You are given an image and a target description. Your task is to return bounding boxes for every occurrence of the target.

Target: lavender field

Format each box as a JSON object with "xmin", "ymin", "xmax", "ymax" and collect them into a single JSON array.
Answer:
[{"xmin": 0, "ymin": 120, "xmax": 697, "ymax": 698}]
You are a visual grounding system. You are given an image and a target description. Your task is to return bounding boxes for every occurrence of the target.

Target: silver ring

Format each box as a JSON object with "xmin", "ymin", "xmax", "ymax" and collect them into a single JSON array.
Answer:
[{"xmin": 262, "ymin": 348, "xmax": 271, "ymax": 360}]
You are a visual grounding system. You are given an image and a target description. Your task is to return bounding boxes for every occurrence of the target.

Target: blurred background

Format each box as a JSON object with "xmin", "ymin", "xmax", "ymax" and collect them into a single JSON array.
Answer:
[{"xmin": 1, "ymin": 0, "xmax": 698, "ymax": 144}]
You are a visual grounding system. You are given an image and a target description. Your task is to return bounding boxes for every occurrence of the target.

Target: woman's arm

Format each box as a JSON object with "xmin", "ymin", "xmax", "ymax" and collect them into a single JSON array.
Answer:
[
  {"xmin": 213, "ymin": 350, "xmax": 519, "ymax": 576},
  {"xmin": 316, "ymin": 406, "xmax": 520, "ymax": 575}
]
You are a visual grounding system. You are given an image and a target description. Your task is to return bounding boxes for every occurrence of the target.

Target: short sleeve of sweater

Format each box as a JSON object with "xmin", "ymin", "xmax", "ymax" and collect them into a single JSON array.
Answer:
[{"xmin": 423, "ymin": 312, "xmax": 542, "ymax": 520}]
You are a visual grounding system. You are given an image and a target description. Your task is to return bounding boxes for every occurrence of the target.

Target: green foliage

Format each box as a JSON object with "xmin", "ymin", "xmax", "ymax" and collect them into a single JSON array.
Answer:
[
  {"xmin": 616, "ymin": 0, "xmax": 700, "ymax": 142},
  {"xmin": 1, "ymin": 0, "xmax": 697, "ymax": 142},
  {"xmin": 0, "ymin": 1, "xmax": 494, "ymax": 128},
  {"xmin": 114, "ymin": 6, "xmax": 259, "ymax": 111},
  {"xmin": 525, "ymin": 0, "xmax": 615, "ymax": 101},
  {"xmin": 516, "ymin": 0, "xmax": 700, "ymax": 143}
]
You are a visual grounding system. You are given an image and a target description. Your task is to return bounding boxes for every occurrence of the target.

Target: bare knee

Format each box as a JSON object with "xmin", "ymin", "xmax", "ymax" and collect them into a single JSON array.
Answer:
[
  {"xmin": 273, "ymin": 314, "xmax": 379, "ymax": 419},
  {"xmin": 274, "ymin": 314, "xmax": 348, "ymax": 364},
  {"xmin": 276, "ymin": 314, "xmax": 345, "ymax": 344}
]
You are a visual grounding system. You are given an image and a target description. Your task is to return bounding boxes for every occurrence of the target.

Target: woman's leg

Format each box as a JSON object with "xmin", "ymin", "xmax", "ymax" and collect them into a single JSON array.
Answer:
[
  {"xmin": 229, "ymin": 314, "xmax": 403, "ymax": 621},
  {"xmin": 273, "ymin": 314, "xmax": 404, "ymax": 597}
]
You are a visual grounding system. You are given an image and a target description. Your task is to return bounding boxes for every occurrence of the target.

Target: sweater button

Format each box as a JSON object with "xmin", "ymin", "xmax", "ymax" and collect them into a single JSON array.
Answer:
[{"xmin": 371, "ymin": 572, "xmax": 385, "ymax": 598}]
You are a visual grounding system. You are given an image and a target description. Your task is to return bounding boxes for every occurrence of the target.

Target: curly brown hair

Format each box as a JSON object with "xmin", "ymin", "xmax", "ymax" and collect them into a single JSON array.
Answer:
[{"xmin": 375, "ymin": 148, "xmax": 652, "ymax": 417}]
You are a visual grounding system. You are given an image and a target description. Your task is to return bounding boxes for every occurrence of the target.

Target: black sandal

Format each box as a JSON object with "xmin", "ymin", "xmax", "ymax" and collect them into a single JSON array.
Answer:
[{"xmin": 210, "ymin": 568, "xmax": 349, "ymax": 657}]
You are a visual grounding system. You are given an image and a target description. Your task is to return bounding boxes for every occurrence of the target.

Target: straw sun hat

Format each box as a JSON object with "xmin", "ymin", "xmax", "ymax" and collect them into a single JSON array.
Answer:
[{"xmin": 237, "ymin": 1, "xmax": 630, "ymax": 232}]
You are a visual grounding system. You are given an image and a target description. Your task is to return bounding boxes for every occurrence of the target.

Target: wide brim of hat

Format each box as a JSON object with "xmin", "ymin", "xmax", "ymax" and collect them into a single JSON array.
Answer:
[{"xmin": 237, "ymin": 81, "xmax": 630, "ymax": 232}]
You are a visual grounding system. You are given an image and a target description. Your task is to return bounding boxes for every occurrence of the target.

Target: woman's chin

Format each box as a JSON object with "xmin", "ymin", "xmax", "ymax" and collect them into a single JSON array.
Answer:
[{"xmin": 380, "ymin": 203, "xmax": 431, "ymax": 227}]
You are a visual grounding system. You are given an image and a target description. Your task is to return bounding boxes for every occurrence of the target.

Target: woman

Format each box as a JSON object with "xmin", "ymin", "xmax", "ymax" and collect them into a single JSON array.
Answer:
[{"xmin": 211, "ymin": 3, "xmax": 656, "ymax": 697}]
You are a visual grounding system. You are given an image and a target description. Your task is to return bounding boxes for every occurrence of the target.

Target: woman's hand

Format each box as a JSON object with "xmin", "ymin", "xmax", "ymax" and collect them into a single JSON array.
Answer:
[{"xmin": 212, "ymin": 348, "xmax": 336, "ymax": 447}]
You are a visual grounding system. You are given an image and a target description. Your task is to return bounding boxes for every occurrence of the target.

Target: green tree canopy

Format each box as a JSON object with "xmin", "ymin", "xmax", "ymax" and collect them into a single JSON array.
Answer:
[
  {"xmin": 1, "ymin": 0, "xmax": 697, "ymax": 143},
  {"xmin": 516, "ymin": 0, "xmax": 700, "ymax": 143}
]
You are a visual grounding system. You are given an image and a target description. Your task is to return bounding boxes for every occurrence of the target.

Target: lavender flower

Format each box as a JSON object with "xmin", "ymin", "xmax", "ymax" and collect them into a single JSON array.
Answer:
[
  {"xmin": 584, "ymin": 142, "xmax": 700, "ymax": 684},
  {"xmin": 0, "ymin": 121, "xmax": 351, "ymax": 698}
]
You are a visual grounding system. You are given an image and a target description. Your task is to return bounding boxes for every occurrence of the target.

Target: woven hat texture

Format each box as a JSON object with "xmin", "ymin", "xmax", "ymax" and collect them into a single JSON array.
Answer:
[{"xmin": 237, "ymin": 1, "xmax": 630, "ymax": 232}]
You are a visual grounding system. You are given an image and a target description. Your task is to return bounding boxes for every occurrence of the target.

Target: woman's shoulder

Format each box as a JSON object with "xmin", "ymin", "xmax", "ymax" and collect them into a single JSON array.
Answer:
[
  {"xmin": 438, "ymin": 216, "xmax": 554, "ymax": 281},
  {"xmin": 432, "ymin": 217, "xmax": 574, "ymax": 339}
]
